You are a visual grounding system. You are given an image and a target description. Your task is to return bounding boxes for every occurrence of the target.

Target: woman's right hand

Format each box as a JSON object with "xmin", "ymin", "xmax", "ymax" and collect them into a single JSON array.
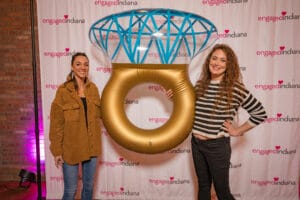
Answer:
[
  {"xmin": 165, "ymin": 89, "xmax": 174, "ymax": 100},
  {"xmin": 54, "ymin": 155, "xmax": 64, "ymax": 168}
]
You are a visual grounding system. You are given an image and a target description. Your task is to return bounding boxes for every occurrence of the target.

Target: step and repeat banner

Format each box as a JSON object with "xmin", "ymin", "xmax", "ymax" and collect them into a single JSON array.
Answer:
[{"xmin": 37, "ymin": 0, "xmax": 299, "ymax": 199}]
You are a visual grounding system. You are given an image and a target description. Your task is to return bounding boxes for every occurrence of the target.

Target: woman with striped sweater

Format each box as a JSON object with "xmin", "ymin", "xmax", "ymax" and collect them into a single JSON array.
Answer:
[
  {"xmin": 167, "ymin": 44, "xmax": 267, "ymax": 200},
  {"xmin": 190, "ymin": 44, "xmax": 267, "ymax": 200}
]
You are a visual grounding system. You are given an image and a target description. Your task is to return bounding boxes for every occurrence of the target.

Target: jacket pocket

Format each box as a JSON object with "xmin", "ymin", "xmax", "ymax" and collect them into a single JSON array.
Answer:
[
  {"xmin": 91, "ymin": 100, "xmax": 101, "ymax": 119},
  {"xmin": 63, "ymin": 103, "xmax": 80, "ymax": 121}
]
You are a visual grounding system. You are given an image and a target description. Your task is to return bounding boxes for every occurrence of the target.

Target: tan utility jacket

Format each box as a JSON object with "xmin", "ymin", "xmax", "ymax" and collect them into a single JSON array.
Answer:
[{"xmin": 49, "ymin": 80, "xmax": 102, "ymax": 165}]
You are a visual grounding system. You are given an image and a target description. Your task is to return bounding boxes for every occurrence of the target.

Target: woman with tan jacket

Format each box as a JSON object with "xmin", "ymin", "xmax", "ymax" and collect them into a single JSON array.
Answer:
[{"xmin": 49, "ymin": 52, "xmax": 102, "ymax": 200}]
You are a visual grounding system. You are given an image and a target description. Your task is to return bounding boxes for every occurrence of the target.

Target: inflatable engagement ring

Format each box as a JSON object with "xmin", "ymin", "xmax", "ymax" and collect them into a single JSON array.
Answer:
[{"xmin": 89, "ymin": 8, "xmax": 217, "ymax": 153}]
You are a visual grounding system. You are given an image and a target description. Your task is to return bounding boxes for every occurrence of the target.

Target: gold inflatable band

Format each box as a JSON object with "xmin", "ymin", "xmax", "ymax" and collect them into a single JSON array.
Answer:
[{"xmin": 101, "ymin": 63, "xmax": 195, "ymax": 154}]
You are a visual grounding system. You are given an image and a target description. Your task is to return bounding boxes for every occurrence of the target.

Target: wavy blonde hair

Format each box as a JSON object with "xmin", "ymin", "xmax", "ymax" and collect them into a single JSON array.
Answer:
[{"xmin": 195, "ymin": 44, "xmax": 243, "ymax": 107}]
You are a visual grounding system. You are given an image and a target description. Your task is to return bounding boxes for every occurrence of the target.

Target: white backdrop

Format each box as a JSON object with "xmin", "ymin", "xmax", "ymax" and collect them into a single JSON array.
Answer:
[{"xmin": 37, "ymin": 0, "xmax": 300, "ymax": 199}]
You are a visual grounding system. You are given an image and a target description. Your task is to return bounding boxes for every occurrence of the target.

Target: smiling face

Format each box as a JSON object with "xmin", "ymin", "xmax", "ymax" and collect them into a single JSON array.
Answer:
[
  {"xmin": 208, "ymin": 49, "xmax": 227, "ymax": 81},
  {"xmin": 71, "ymin": 55, "xmax": 89, "ymax": 82}
]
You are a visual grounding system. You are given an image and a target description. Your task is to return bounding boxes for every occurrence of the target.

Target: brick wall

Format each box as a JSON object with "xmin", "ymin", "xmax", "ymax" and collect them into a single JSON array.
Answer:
[{"xmin": 0, "ymin": 0, "xmax": 44, "ymax": 181}]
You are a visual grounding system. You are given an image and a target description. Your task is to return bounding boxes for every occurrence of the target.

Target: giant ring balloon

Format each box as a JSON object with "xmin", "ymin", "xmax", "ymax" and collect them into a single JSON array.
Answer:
[
  {"xmin": 101, "ymin": 63, "xmax": 195, "ymax": 153},
  {"xmin": 89, "ymin": 9, "xmax": 218, "ymax": 153}
]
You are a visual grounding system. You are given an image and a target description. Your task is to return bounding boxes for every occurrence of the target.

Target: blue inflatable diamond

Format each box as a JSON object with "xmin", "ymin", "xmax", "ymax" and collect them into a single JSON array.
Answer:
[{"xmin": 89, "ymin": 8, "xmax": 218, "ymax": 64}]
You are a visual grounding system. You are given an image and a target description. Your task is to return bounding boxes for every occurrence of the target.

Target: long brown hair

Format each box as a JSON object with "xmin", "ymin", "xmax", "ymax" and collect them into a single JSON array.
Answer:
[
  {"xmin": 195, "ymin": 44, "xmax": 243, "ymax": 107},
  {"xmin": 64, "ymin": 52, "xmax": 89, "ymax": 90}
]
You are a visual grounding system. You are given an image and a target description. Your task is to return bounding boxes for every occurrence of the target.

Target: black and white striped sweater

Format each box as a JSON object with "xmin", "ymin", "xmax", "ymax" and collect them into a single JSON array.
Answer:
[{"xmin": 192, "ymin": 80, "xmax": 267, "ymax": 138}]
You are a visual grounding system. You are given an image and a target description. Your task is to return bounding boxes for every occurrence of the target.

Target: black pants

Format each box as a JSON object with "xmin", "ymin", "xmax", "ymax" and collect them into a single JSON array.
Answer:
[{"xmin": 191, "ymin": 136, "xmax": 235, "ymax": 200}]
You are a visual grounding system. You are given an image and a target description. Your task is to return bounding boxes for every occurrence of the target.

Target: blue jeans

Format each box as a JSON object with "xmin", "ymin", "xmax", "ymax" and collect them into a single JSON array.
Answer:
[
  {"xmin": 191, "ymin": 136, "xmax": 235, "ymax": 200},
  {"xmin": 62, "ymin": 157, "xmax": 97, "ymax": 200}
]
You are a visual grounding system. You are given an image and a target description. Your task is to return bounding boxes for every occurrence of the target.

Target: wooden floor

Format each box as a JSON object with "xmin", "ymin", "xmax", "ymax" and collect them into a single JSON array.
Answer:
[
  {"xmin": 0, "ymin": 181, "xmax": 298, "ymax": 200},
  {"xmin": 0, "ymin": 181, "xmax": 46, "ymax": 200}
]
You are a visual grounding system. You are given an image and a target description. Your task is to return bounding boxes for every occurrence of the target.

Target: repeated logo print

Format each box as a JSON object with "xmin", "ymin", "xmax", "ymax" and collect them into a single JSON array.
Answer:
[
  {"xmin": 251, "ymin": 177, "xmax": 296, "ymax": 186},
  {"xmin": 217, "ymin": 29, "xmax": 247, "ymax": 39},
  {"xmin": 42, "ymin": 15, "xmax": 85, "ymax": 25},
  {"xmin": 94, "ymin": 0, "xmax": 138, "ymax": 7},
  {"xmin": 255, "ymin": 80, "xmax": 300, "ymax": 90},
  {"xmin": 43, "ymin": 48, "xmax": 74, "ymax": 58},
  {"xmin": 258, "ymin": 11, "xmax": 300, "ymax": 22},
  {"xmin": 96, "ymin": 65, "xmax": 112, "ymax": 73},
  {"xmin": 100, "ymin": 187, "xmax": 140, "ymax": 198},
  {"xmin": 256, "ymin": 46, "xmax": 300, "ymax": 57},
  {"xmin": 149, "ymin": 176, "xmax": 190, "ymax": 185},
  {"xmin": 264, "ymin": 113, "xmax": 300, "ymax": 124},
  {"xmin": 45, "ymin": 84, "xmax": 59, "ymax": 90},
  {"xmin": 252, "ymin": 145, "xmax": 296, "ymax": 155},
  {"xmin": 201, "ymin": 0, "xmax": 248, "ymax": 6},
  {"xmin": 99, "ymin": 157, "xmax": 140, "ymax": 167},
  {"xmin": 169, "ymin": 148, "xmax": 191, "ymax": 154}
]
